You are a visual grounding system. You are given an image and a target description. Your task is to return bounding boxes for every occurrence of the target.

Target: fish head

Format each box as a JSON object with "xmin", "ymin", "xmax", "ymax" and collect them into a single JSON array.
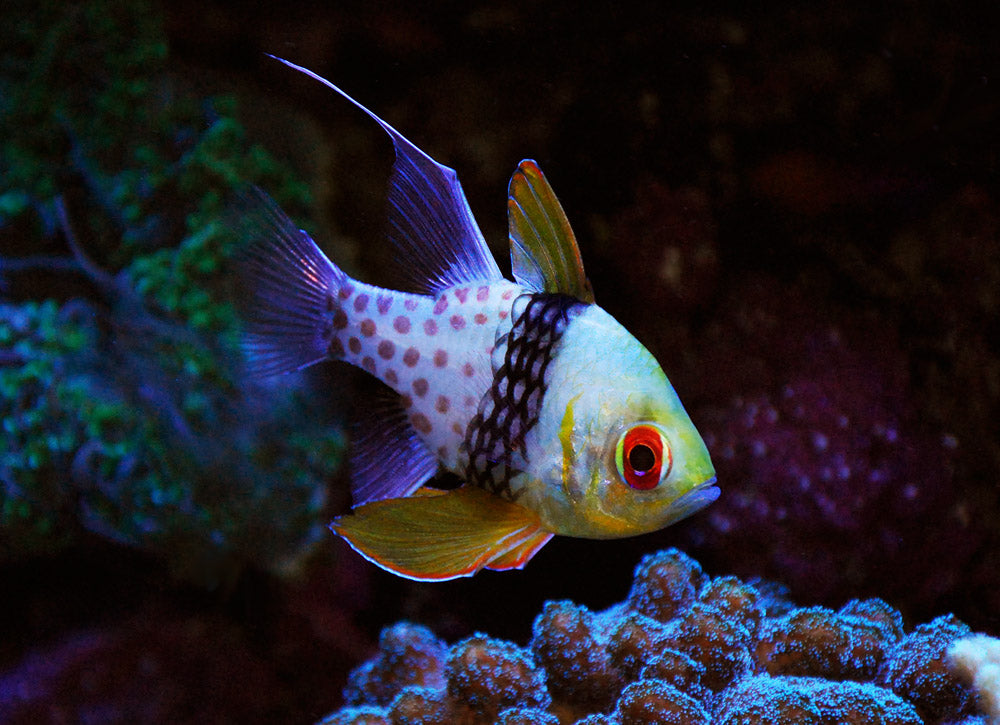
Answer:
[{"xmin": 525, "ymin": 304, "xmax": 718, "ymax": 539}]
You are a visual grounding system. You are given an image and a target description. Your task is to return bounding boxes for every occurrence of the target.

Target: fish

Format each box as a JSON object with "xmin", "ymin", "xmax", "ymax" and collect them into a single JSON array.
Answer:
[{"xmin": 239, "ymin": 57, "xmax": 719, "ymax": 581}]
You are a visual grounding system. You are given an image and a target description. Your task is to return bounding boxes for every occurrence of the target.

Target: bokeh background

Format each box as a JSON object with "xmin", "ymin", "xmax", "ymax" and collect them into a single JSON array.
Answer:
[{"xmin": 2, "ymin": 1, "xmax": 998, "ymax": 721}]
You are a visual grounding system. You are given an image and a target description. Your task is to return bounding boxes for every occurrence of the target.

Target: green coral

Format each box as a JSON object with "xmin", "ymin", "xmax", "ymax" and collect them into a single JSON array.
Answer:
[{"xmin": 0, "ymin": 0, "xmax": 343, "ymax": 582}]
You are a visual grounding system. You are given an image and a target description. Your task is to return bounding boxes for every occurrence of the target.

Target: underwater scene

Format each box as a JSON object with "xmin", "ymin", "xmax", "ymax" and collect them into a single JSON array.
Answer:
[{"xmin": 2, "ymin": 1, "xmax": 999, "ymax": 722}]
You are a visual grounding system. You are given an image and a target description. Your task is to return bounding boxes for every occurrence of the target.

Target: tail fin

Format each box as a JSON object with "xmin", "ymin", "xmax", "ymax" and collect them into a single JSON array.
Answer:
[{"xmin": 236, "ymin": 189, "xmax": 347, "ymax": 376}]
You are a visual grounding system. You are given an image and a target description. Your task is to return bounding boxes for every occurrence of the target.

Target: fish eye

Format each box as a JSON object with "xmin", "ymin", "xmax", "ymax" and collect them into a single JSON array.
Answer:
[{"xmin": 615, "ymin": 424, "xmax": 672, "ymax": 490}]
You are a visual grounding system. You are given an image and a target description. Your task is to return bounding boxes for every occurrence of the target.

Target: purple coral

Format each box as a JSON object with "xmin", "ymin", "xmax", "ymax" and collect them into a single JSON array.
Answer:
[
  {"xmin": 342, "ymin": 622, "xmax": 446, "ymax": 707},
  {"xmin": 616, "ymin": 678, "xmax": 709, "ymax": 724},
  {"xmin": 684, "ymin": 276, "xmax": 969, "ymax": 613},
  {"xmin": 878, "ymin": 615, "xmax": 976, "ymax": 721},
  {"xmin": 715, "ymin": 676, "xmax": 922, "ymax": 724},
  {"xmin": 657, "ymin": 602, "xmax": 756, "ymax": 692},
  {"xmin": 625, "ymin": 548, "xmax": 705, "ymax": 622},
  {"xmin": 446, "ymin": 634, "xmax": 550, "ymax": 722},
  {"xmin": 316, "ymin": 549, "xmax": 990, "ymax": 724},
  {"xmin": 757, "ymin": 602, "xmax": 902, "ymax": 680},
  {"xmin": 530, "ymin": 600, "xmax": 622, "ymax": 711}
]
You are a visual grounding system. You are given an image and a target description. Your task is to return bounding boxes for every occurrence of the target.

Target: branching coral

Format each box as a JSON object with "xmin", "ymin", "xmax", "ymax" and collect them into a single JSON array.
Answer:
[
  {"xmin": 317, "ymin": 548, "xmax": 993, "ymax": 724},
  {"xmin": 0, "ymin": 0, "xmax": 342, "ymax": 582}
]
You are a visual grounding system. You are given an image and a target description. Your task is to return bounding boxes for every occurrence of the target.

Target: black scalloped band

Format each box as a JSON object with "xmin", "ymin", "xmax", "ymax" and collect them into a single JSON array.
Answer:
[{"xmin": 463, "ymin": 293, "xmax": 585, "ymax": 500}]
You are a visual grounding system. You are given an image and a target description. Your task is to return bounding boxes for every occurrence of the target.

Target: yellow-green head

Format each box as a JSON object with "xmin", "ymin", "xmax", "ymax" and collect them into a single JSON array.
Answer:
[{"xmin": 520, "ymin": 304, "xmax": 718, "ymax": 539}]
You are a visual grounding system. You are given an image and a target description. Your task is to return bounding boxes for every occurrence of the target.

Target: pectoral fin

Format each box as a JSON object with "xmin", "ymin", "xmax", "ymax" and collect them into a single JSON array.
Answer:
[
  {"xmin": 330, "ymin": 486, "xmax": 551, "ymax": 581},
  {"xmin": 485, "ymin": 529, "xmax": 553, "ymax": 571}
]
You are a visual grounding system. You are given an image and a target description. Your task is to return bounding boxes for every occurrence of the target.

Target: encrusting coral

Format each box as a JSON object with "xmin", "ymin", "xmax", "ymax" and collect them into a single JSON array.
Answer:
[{"xmin": 317, "ymin": 548, "xmax": 996, "ymax": 724}]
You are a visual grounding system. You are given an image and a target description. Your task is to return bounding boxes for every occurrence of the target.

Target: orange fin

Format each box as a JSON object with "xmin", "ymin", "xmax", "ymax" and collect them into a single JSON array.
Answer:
[
  {"xmin": 330, "ymin": 486, "xmax": 551, "ymax": 581},
  {"xmin": 486, "ymin": 529, "xmax": 553, "ymax": 571},
  {"xmin": 508, "ymin": 160, "xmax": 594, "ymax": 303}
]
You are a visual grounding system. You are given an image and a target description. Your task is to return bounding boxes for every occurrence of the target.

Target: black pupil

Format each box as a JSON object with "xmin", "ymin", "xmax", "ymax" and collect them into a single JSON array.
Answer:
[{"xmin": 628, "ymin": 444, "xmax": 656, "ymax": 473}]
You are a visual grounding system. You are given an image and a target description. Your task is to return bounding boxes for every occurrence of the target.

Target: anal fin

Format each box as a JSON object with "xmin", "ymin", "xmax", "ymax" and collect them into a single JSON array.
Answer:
[
  {"xmin": 350, "ymin": 384, "xmax": 438, "ymax": 505},
  {"xmin": 330, "ymin": 486, "xmax": 551, "ymax": 581}
]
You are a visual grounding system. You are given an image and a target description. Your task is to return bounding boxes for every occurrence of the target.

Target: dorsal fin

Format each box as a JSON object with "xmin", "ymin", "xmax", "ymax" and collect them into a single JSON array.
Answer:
[
  {"xmin": 507, "ymin": 160, "xmax": 594, "ymax": 303},
  {"xmin": 270, "ymin": 56, "xmax": 503, "ymax": 295}
]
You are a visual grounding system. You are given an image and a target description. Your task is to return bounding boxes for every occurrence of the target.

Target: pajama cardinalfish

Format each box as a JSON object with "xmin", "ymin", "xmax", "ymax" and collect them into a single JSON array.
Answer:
[{"xmin": 240, "ymin": 57, "xmax": 718, "ymax": 581}]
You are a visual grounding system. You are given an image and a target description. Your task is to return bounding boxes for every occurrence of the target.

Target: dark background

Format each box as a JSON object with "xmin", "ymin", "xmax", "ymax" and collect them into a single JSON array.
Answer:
[{"xmin": 2, "ymin": 1, "xmax": 999, "ymax": 722}]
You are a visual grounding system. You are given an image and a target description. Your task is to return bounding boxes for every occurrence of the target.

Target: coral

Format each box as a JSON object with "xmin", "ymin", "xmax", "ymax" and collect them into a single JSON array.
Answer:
[
  {"xmin": 756, "ymin": 602, "xmax": 902, "ymax": 681},
  {"xmin": 317, "ymin": 549, "xmax": 993, "ymax": 724},
  {"xmin": 948, "ymin": 635, "xmax": 1000, "ymax": 722},
  {"xmin": 698, "ymin": 575, "xmax": 766, "ymax": 639},
  {"xmin": 657, "ymin": 602, "xmax": 756, "ymax": 692},
  {"xmin": 802, "ymin": 678, "xmax": 921, "ymax": 724},
  {"xmin": 714, "ymin": 676, "xmax": 923, "ymax": 724},
  {"xmin": 316, "ymin": 708, "xmax": 391, "ymax": 725},
  {"xmin": 713, "ymin": 675, "xmax": 823, "ymax": 723},
  {"xmin": 494, "ymin": 706, "xmax": 560, "ymax": 725},
  {"xmin": 604, "ymin": 610, "xmax": 669, "ymax": 684},
  {"xmin": 878, "ymin": 615, "xmax": 976, "ymax": 721},
  {"xmin": 685, "ymin": 275, "xmax": 970, "ymax": 610},
  {"xmin": 638, "ymin": 648, "xmax": 710, "ymax": 703},
  {"xmin": 624, "ymin": 548, "xmax": 704, "ymax": 622},
  {"xmin": 343, "ymin": 623, "xmax": 447, "ymax": 707},
  {"xmin": 446, "ymin": 634, "xmax": 551, "ymax": 723},
  {"xmin": 387, "ymin": 686, "xmax": 452, "ymax": 725},
  {"xmin": 615, "ymin": 678, "xmax": 709, "ymax": 724},
  {"xmin": 530, "ymin": 600, "xmax": 623, "ymax": 711},
  {"xmin": 0, "ymin": 0, "xmax": 341, "ymax": 582}
]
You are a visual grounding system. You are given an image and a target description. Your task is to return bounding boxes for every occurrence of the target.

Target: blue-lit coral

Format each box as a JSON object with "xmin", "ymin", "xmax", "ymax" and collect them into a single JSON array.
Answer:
[
  {"xmin": 878, "ymin": 615, "xmax": 976, "ymax": 721},
  {"xmin": 0, "ymin": 0, "xmax": 340, "ymax": 581},
  {"xmin": 447, "ymin": 634, "xmax": 551, "ymax": 721},
  {"xmin": 343, "ymin": 623, "xmax": 447, "ymax": 708},
  {"xmin": 316, "ymin": 548, "xmax": 993, "ymax": 724}
]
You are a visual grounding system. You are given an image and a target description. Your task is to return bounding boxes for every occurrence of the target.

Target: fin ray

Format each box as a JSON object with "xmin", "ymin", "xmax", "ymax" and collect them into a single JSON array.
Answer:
[
  {"xmin": 270, "ymin": 56, "xmax": 503, "ymax": 295},
  {"xmin": 508, "ymin": 160, "xmax": 594, "ymax": 302},
  {"xmin": 330, "ymin": 486, "xmax": 548, "ymax": 581},
  {"xmin": 235, "ymin": 188, "xmax": 345, "ymax": 376},
  {"xmin": 486, "ymin": 529, "xmax": 553, "ymax": 571},
  {"xmin": 350, "ymin": 387, "xmax": 438, "ymax": 505}
]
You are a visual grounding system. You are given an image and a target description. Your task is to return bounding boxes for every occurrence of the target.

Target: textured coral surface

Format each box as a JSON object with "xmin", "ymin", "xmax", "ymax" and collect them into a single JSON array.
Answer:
[{"xmin": 318, "ymin": 549, "xmax": 993, "ymax": 724}]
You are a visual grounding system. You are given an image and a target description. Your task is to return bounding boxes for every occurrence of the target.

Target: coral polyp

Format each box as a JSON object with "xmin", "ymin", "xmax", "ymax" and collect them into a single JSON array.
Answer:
[{"xmin": 316, "ymin": 548, "xmax": 994, "ymax": 724}]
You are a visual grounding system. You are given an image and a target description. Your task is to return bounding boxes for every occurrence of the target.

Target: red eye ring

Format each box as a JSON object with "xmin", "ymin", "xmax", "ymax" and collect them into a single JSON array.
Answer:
[{"xmin": 616, "ymin": 425, "xmax": 672, "ymax": 490}]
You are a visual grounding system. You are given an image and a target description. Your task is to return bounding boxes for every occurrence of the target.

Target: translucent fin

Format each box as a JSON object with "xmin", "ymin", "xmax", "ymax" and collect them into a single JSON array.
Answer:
[
  {"xmin": 508, "ymin": 160, "xmax": 594, "ymax": 303},
  {"xmin": 330, "ymin": 486, "xmax": 548, "ymax": 581},
  {"xmin": 270, "ymin": 56, "xmax": 503, "ymax": 295},
  {"xmin": 350, "ymin": 387, "xmax": 438, "ymax": 505},
  {"xmin": 236, "ymin": 188, "xmax": 346, "ymax": 376},
  {"xmin": 485, "ymin": 529, "xmax": 553, "ymax": 571}
]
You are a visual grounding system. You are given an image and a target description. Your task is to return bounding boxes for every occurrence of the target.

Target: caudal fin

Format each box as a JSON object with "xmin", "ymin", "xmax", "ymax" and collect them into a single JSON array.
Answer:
[{"xmin": 236, "ymin": 190, "xmax": 346, "ymax": 376}]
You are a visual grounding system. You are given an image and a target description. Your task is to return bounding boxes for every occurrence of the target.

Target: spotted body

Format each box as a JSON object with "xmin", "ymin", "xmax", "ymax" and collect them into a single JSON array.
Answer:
[
  {"xmin": 329, "ymin": 277, "xmax": 522, "ymax": 473},
  {"xmin": 240, "ymin": 58, "xmax": 718, "ymax": 580}
]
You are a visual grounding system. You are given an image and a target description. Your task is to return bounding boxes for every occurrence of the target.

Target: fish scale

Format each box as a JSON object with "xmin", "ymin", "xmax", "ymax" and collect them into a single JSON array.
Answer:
[
  {"xmin": 327, "ymin": 278, "xmax": 522, "ymax": 469},
  {"xmin": 238, "ymin": 57, "xmax": 717, "ymax": 581}
]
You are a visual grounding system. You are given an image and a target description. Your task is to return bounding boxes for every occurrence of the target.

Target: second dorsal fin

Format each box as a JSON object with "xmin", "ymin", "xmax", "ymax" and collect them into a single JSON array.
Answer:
[{"xmin": 270, "ymin": 56, "xmax": 504, "ymax": 295}]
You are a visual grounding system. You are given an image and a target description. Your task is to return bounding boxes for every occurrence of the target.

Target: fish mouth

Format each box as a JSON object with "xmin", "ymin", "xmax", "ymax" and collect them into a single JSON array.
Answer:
[{"xmin": 672, "ymin": 475, "xmax": 720, "ymax": 519}]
